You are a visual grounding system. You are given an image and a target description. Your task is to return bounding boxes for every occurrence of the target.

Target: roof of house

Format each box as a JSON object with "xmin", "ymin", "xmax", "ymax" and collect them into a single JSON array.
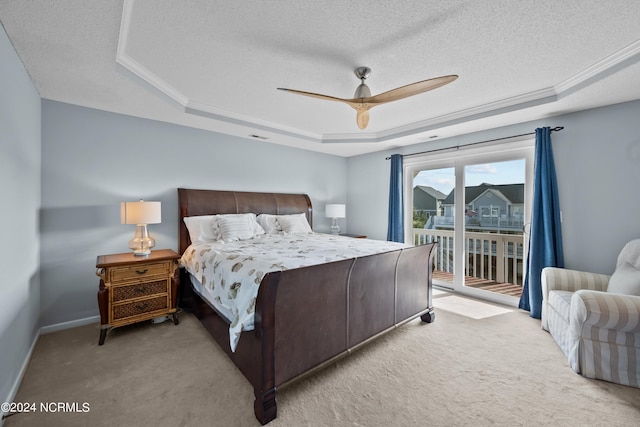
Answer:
[
  {"xmin": 414, "ymin": 186, "xmax": 447, "ymax": 200},
  {"xmin": 442, "ymin": 183, "xmax": 524, "ymax": 205}
]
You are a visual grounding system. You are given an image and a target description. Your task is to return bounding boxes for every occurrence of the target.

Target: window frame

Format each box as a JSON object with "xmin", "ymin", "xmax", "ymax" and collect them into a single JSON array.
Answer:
[{"xmin": 403, "ymin": 136, "xmax": 535, "ymax": 306}]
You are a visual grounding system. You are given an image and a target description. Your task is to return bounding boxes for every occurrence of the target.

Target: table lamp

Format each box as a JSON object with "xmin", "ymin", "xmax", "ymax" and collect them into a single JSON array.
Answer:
[
  {"xmin": 325, "ymin": 204, "xmax": 346, "ymax": 234},
  {"xmin": 120, "ymin": 200, "xmax": 161, "ymax": 256}
]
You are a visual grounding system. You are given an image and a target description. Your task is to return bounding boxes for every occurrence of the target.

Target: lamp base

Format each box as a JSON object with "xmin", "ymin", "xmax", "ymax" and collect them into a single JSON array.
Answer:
[
  {"xmin": 132, "ymin": 248, "xmax": 152, "ymax": 256},
  {"xmin": 129, "ymin": 224, "xmax": 155, "ymax": 256},
  {"xmin": 330, "ymin": 218, "xmax": 340, "ymax": 234}
]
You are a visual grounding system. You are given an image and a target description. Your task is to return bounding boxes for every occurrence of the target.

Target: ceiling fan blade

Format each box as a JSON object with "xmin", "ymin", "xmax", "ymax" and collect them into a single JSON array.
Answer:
[
  {"xmin": 277, "ymin": 87, "xmax": 357, "ymax": 107},
  {"xmin": 364, "ymin": 74, "xmax": 458, "ymax": 105},
  {"xmin": 356, "ymin": 108, "xmax": 370, "ymax": 129},
  {"xmin": 278, "ymin": 87, "xmax": 372, "ymax": 128}
]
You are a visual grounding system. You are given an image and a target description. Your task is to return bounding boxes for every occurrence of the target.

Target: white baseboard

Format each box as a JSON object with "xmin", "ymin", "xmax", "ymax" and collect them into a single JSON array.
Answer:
[
  {"xmin": 1, "ymin": 328, "xmax": 39, "ymax": 425},
  {"xmin": 39, "ymin": 315, "xmax": 100, "ymax": 335}
]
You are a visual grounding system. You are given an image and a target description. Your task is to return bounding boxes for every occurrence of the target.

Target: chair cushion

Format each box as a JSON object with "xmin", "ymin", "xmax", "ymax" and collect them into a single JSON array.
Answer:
[{"xmin": 607, "ymin": 262, "xmax": 640, "ymax": 296}]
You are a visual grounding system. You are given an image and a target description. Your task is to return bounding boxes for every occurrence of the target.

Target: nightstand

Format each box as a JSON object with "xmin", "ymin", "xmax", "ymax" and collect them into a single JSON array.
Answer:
[{"xmin": 96, "ymin": 249, "xmax": 180, "ymax": 345}]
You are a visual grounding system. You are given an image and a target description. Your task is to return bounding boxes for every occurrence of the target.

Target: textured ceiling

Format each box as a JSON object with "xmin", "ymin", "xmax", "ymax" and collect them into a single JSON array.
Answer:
[{"xmin": 2, "ymin": 0, "xmax": 640, "ymax": 156}]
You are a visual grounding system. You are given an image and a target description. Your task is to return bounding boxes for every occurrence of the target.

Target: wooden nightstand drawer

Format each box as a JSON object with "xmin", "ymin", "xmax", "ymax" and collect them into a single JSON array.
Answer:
[
  {"xmin": 112, "ymin": 279, "xmax": 168, "ymax": 302},
  {"xmin": 112, "ymin": 295, "xmax": 168, "ymax": 321},
  {"xmin": 110, "ymin": 261, "xmax": 171, "ymax": 282}
]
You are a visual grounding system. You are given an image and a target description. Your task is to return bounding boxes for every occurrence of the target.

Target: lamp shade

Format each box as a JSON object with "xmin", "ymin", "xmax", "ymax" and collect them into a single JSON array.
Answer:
[
  {"xmin": 120, "ymin": 201, "xmax": 161, "ymax": 225},
  {"xmin": 325, "ymin": 204, "xmax": 346, "ymax": 218}
]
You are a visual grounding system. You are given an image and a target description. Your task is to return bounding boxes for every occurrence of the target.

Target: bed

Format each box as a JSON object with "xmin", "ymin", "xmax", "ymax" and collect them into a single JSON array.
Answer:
[{"xmin": 177, "ymin": 188, "xmax": 436, "ymax": 424}]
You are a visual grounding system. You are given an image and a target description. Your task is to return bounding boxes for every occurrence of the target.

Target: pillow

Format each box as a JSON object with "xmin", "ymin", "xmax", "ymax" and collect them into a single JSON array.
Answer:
[
  {"xmin": 616, "ymin": 239, "xmax": 640, "ymax": 269},
  {"xmin": 607, "ymin": 262, "xmax": 640, "ymax": 296},
  {"xmin": 217, "ymin": 214, "xmax": 264, "ymax": 242},
  {"xmin": 217, "ymin": 213, "xmax": 264, "ymax": 237},
  {"xmin": 183, "ymin": 215, "xmax": 220, "ymax": 243},
  {"xmin": 256, "ymin": 214, "xmax": 281, "ymax": 234},
  {"xmin": 276, "ymin": 213, "xmax": 313, "ymax": 234}
]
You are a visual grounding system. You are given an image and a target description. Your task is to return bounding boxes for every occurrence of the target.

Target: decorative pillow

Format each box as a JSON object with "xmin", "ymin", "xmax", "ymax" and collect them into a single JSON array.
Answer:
[
  {"xmin": 217, "ymin": 213, "xmax": 264, "ymax": 237},
  {"xmin": 276, "ymin": 213, "xmax": 313, "ymax": 234},
  {"xmin": 217, "ymin": 215, "xmax": 264, "ymax": 242},
  {"xmin": 607, "ymin": 262, "xmax": 640, "ymax": 296},
  {"xmin": 616, "ymin": 239, "xmax": 640, "ymax": 269},
  {"xmin": 256, "ymin": 214, "xmax": 281, "ymax": 234},
  {"xmin": 251, "ymin": 217, "xmax": 265, "ymax": 236},
  {"xmin": 183, "ymin": 215, "xmax": 220, "ymax": 243}
]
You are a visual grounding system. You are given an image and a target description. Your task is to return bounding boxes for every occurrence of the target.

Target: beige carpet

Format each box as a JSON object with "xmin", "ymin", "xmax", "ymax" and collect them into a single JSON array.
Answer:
[{"xmin": 5, "ymin": 294, "xmax": 640, "ymax": 427}]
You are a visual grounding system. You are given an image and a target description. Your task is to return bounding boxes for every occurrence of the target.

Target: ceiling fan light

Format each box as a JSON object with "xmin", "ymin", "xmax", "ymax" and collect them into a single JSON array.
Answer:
[{"xmin": 354, "ymin": 83, "xmax": 371, "ymax": 99}]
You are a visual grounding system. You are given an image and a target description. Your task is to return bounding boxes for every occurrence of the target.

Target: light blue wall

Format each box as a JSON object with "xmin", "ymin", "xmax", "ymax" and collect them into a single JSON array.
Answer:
[
  {"xmin": 552, "ymin": 100, "xmax": 640, "ymax": 272},
  {"xmin": 40, "ymin": 101, "xmax": 347, "ymax": 327},
  {"xmin": 0, "ymin": 24, "xmax": 41, "ymax": 407},
  {"xmin": 347, "ymin": 100, "xmax": 640, "ymax": 275}
]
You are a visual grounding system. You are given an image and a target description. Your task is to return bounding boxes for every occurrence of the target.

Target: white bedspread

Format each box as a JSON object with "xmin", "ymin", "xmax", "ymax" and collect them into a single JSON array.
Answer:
[{"xmin": 180, "ymin": 233, "xmax": 408, "ymax": 351}]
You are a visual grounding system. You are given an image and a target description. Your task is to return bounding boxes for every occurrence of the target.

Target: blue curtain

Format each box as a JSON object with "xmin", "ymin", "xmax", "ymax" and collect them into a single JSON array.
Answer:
[
  {"xmin": 519, "ymin": 127, "xmax": 564, "ymax": 318},
  {"xmin": 387, "ymin": 154, "xmax": 404, "ymax": 242}
]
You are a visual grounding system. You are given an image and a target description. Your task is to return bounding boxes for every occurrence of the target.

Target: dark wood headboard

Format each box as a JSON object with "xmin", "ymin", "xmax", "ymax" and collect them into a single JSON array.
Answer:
[{"xmin": 177, "ymin": 188, "xmax": 313, "ymax": 255}]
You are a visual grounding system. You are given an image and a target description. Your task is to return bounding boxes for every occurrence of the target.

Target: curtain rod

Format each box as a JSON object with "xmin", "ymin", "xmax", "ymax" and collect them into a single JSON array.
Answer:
[{"xmin": 385, "ymin": 126, "xmax": 564, "ymax": 160}]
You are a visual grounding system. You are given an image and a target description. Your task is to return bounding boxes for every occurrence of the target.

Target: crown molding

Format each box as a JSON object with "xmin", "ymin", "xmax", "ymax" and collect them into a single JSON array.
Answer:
[
  {"xmin": 555, "ymin": 39, "xmax": 640, "ymax": 96},
  {"xmin": 117, "ymin": 1, "xmax": 188, "ymax": 107},
  {"xmin": 371, "ymin": 87, "xmax": 559, "ymax": 143},
  {"xmin": 185, "ymin": 100, "xmax": 321, "ymax": 141}
]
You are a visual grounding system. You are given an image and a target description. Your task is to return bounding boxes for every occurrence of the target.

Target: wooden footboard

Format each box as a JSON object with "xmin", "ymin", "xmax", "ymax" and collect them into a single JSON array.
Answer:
[{"xmin": 251, "ymin": 243, "xmax": 436, "ymax": 424}]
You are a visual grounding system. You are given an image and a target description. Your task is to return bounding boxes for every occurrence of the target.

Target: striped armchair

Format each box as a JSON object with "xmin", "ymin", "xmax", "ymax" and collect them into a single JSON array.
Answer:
[{"xmin": 541, "ymin": 240, "xmax": 640, "ymax": 388}]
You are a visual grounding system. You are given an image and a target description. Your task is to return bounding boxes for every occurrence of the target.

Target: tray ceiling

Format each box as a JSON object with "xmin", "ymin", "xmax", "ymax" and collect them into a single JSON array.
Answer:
[{"xmin": 2, "ymin": 0, "xmax": 640, "ymax": 156}]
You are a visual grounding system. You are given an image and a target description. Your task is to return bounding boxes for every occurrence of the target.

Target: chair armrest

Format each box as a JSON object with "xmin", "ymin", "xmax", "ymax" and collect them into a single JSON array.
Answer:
[
  {"xmin": 541, "ymin": 268, "xmax": 610, "ymax": 331},
  {"xmin": 570, "ymin": 290, "xmax": 640, "ymax": 334},
  {"xmin": 542, "ymin": 267, "xmax": 610, "ymax": 301}
]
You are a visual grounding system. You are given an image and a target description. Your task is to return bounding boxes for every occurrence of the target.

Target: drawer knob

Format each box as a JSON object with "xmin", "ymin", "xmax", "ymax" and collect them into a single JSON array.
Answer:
[
  {"xmin": 135, "ymin": 302, "xmax": 149, "ymax": 310},
  {"xmin": 135, "ymin": 286, "xmax": 145, "ymax": 293},
  {"xmin": 135, "ymin": 269, "xmax": 148, "ymax": 275}
]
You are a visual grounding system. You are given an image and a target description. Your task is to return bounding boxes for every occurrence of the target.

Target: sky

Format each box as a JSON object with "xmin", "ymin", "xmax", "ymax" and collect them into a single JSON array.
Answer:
[{"xmin": 413, "ymin": 159, "xmax": 525, "ymax": 195}]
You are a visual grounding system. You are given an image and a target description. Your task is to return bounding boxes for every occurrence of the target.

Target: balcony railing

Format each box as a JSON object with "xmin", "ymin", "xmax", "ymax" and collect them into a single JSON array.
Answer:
[
  {"xmin": 414, "ymin": 228, "xmax": 525, "ymax": 286},
  {"xmin": 432, "ymin": 215, "xmax": 524, "ymax": 232}
]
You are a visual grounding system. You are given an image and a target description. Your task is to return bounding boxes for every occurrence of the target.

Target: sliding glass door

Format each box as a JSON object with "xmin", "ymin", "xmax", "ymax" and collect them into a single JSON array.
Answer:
[
  {"xmin": 406, "ymin": 139, "xmax": 534, "ymax": 305},
  {"xmin": 412, "ymin": 166, "xmax": 456, "ymax": 287},
  {"xmin": 463, "ymin": 159, "xmax": 527, "ymax": 298}
]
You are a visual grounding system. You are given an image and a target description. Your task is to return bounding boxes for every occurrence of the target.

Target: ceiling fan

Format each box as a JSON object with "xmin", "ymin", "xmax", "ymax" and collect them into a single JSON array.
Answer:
[{"xmin": 277, "ymin": 67, "xmax": 458, "ymax": 129}]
